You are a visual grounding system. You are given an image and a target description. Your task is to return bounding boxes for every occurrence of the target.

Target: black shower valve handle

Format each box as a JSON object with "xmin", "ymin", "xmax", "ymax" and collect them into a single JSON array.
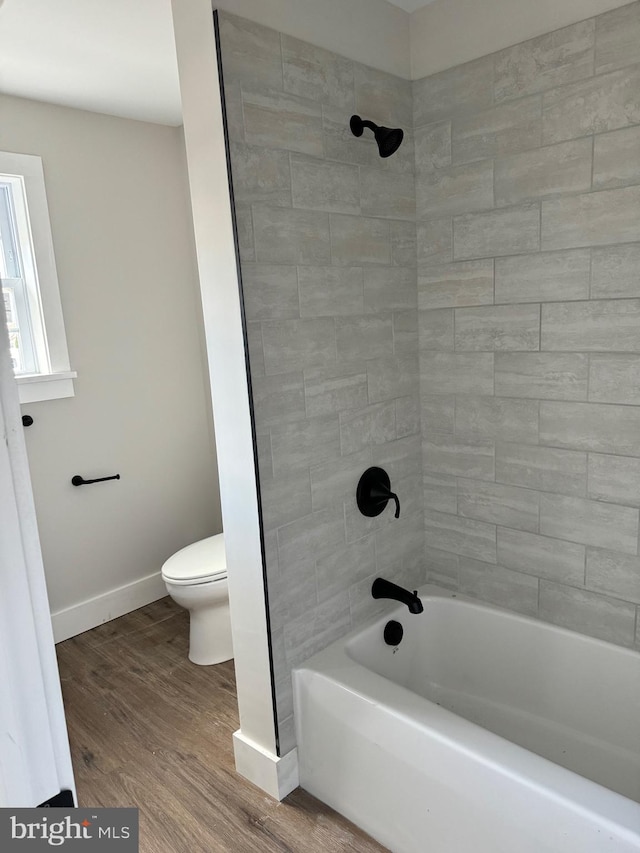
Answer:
[
  {"xmin": 371, "ymin": 484, "xmax": 401, "ymax": 519},
  {"xmin": 356, "ymin": 466, "xmax": 401, "ymax": 519}
]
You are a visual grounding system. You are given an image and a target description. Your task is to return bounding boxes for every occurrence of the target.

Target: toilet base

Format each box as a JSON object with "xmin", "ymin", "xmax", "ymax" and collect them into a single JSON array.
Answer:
[{"xmin": 188, "ymin": 601, "xmax": 233, "ymax": 666}]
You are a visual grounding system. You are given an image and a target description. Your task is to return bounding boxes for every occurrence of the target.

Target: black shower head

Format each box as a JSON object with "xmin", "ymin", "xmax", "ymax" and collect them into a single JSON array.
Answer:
[{"xmin": 350, "ymin": 114, "xmax": 404, "ymax": 158}]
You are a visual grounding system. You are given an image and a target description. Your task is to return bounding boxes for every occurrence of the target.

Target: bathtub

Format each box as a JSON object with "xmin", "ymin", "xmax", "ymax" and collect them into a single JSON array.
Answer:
[{"xmin": 293, "ymin": 586, "xmax": 640, "ymax": 853}]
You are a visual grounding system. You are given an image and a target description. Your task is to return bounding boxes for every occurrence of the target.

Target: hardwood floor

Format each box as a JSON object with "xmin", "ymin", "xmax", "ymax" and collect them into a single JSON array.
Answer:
[{"xmin": 56, "ymin": 599, "xmax": 388, "ymax": 853}]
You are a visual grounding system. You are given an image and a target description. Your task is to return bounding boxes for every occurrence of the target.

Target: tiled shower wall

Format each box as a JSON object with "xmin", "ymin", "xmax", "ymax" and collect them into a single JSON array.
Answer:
[
  {"xmin": 416, "ymin": 1, "xmax": 640, "ymax": 650},
  {"xmin": 218, "ymin": 12, "xmax": 424, "ymax": 752}
]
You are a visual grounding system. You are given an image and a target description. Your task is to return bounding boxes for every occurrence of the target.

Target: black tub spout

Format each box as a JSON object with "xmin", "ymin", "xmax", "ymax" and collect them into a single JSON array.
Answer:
[{"xmin": 372, "ymin": 578, "xmax": 423, "ymax": 614}]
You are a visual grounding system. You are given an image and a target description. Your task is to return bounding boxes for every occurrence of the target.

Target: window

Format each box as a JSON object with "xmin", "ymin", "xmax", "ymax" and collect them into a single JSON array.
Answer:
[{"xmin": 0, "ymin": 152, "xmax": 75, "ymax": 403}]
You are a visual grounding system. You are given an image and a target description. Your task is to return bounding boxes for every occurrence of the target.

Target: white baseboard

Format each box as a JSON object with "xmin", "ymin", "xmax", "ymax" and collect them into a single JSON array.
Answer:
[
  {"xmin": 51, "ymin": 571, "xmax": 167, "ymax": 643},
  {"xmin": 233, "ymin": 729, "xmax": 299, "ymax": 801}
]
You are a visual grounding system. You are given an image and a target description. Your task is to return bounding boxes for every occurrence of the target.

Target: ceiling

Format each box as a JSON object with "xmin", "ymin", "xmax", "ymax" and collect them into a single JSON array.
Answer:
[
  {"xmin": 0, "ymin": 0, "xmax": 437, "ymax": 127},
  {"xmin": 0, "ymin": 0, "xmax": 183, "ymax": 126},
  {"xmin": 386, "ymin": 0, "xmax": 436, "ymax": 10}
]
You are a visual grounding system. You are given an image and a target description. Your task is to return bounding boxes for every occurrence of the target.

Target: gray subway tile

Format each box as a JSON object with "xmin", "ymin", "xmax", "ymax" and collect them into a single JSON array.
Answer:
[
  {"xmin": 419, "ymin": 309, "xmax": 454, "ymax": 351},
  {"xmin": 282, "ymin": 34, "xmax": 354, "ymax": 110},
  {"xmin": 586, "ymin": 548, "xmax": 640, "ymax": 604},
  {"xmin": 246, "ymin": 322, "xmax": 265, "ymax": 376},
  {"xmin": 413, "ymin": 55, "xmax": 494, "ymax": 126},
  {"xmin": 330, "ymin": 214, "xmax": 391, "ymax": 266},
  {"xmin": 254, "ymin": 205, "xmax": 330, "ymax": 265},
  {"xmin": 393, "ymin": 310, "xmax": 418, "ymax": 354},
  {"xmin": 391, "ymin": 221, "xmax": 417, "ymax": 267},
  {"xmin": 495, "ymin": 138, "xmax": 593, "ymax": 206},
  {"xmin": 336, "ymin": 314, "xmax": 394, "ymax": 361},
  {"xmin": 368, "ymin": 354, "xmax": 419, "ymax": 403},
  {"xmin": 223, "ymin": 82, "xmax": 245, "ymax": 143},
  {"xmin": 452, "ymin": 96, "xmax": 542, "ymax": 164},
  {"xmin": 588, "ymin": 453, "xmax": 640, "ymax": 507},
  {"xmin": 322, "ymin": 104, "xmax": 381, "ymax": 168},
  {"xmin": 423, "ymin": 433, "xmax": 495, "ymax": 481},
  {"xmin": 454, "ymin": 304, "xmax": 540, "ymax": 351},
  {"xmin": 253, "ymin": 371, "xmax": 306, "ymax": 428},
  {"xmin": 417, "ymin": 160, "xmax": 494, "ymax": 219},
  {"xmin": 262, "ymin": 317, "xmax": 336, "ymax": 374},
  {"xmin": 354, "ymin": 63, "xmax": 413, "ymax": 129},
  {"xmin": 455, "ymin": 395, "xmax": 539, "ymax": 444},
  {"xmin": 539, "ymin": 493, "xmax": 639, "ymax": 554},
  {"xmin": 418, "ymin": 260, "xmax": 494, "ymax": 310},
  {"xmin": 270, "ymin": 415, "xmax": 340, "ymax": 476},
  {"xmin": 339, "ymin": 401, "xmax": 396, "ymax": 455},
  {"xmin": 424, "ymin": 471, "xmax": 457, "ymax": 513},
  {"xmin": 229, "ymin": 143, "xmax": 291, "ymax": 206},
  {"xmin": 539, "ymin": 580, "xmax": 636, "ymax": 646},
  {"xmin": 595, "ymin": 2, "xmax": 640, "ymax": 74},
  {"xmin": 269, "ymin": 560, "xmax": 317, "ymax": 624},
  {"xmin": 243, "ymin": 89, "xmax": 324, "ymax": 156},
  {"xmin": 421, "ymin": 395, "xmax": 455, "ymax": 433},
  {"xmin": 277, "ymin": 506, "xmax": 346, "ymax": 570},
  {"xmin": 310, "ymin": 447, "xmax": 372, "ymax": 510},
  {"xmin": 494, "ymin": 19, "xmax": 595, "ymax": 102},
  {"xmin": 291, "ymin": 154, "xmax": 360, "ymax": 214},
  {"xmin": 542, "ymin": 186, "xmax": 640, "ymax": 250},
  {"xmin": 298, "ymin": 266, "xmax": 363, "ymax": 317},
  {"xmin": 235, "ymin": 204, "xmax": 255, "ymax": 262},
  {"xmin": 218, "ymin": 12, "xmax": 283, "ymax": 93},
  {"xmin": 542, "ymin": 65, "xmax": 640, "ymax": 145},
  {"xmin": 241, "ymin": 265, "xmax": 300, "ymax": 321},
  {"xmin": 415, "ymin": 121, "xmax": 451, "ymax": 172},
  {"xmin": 498, "ymin": 527, "xmax": 585, "ymax": 585},
  {"xmin": 395, "ymin": 395, "xmax": 421, "ymax": 438},
  {"xmin": 425, "ymin": 546, "xmax": 460, "ymax": 589},
  {"xmin": 542, "ymin": 299, "xmax": 640, "ymax": 352},
  {"xmin": 256, "ymin": 432, "xmax": 273, "ymax": 480},
  {"xmin": 283, "ymin": 590, "xmax": 351, "ymax": 669},
  {"xmin": 315, "ymin": 536, "xmax": 376, "ymax": 604},
  {"xmin": 416, "ymin": 219, "xmax": 452, "ymax": 265},
  {"xmin": 260, "ymin": 470, "xmax": 313, "ymax": 531},
  {"xmin": 496, "ymin": 442, "xmax": 587, "ymax": 496},
  {"xmin": 458, "ymin": 478, "xmax": 539, "ymax": 533},
  {"xmin": 495, "ymin": 352, "xmax": 588, "ymax": 400},
  {"xmin": 459, "ymin": 557, "xmax": 539, "ymax": 616},
  {"xmin": 593, "ymin": 125, "xmax": 640, "ymax": 191},
  {"xmin": 420, "ymin": 352, "xmax": 494, "ymax": 395},
  {"xmin": 364, "ymin": 267, "xmax": 417, "ymax": 313},
  {"xmin": 591, "ymin": 244, "xmax": 640, "ymax": 299},
  {"xmin": 540, "ymin": 400, "xmax": 640, "ymax": 457},
  {"xmin": 454, "ymin": 204, "xmax": 540, "ymax": 260},
  {"xmin": 304, "ymin": 361, "xmax": 368, "ymax": 417},
  {"xmin": 361, "ymin": 168, "xmax": 416, "ymax": 220},
  {"xmin": 495, "ymin": 249, "xmax": 590, "ymax": 304},
  {"xmin": 589, "ymin": 354, "xmax": 640, "ymax": 405},
  {"xmin": 376, "ymin": 513, "xmax": 426, "ymax": 578},
  {"xmin": 424, "ymin": 508, "xmax": 497, "ymax": 563}
]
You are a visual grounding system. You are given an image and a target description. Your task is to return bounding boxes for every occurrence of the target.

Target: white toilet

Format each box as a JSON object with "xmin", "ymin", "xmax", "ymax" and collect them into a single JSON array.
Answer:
[{"xmin": 161, "ymin": 533, "xmax": 233, "ymax": 666}]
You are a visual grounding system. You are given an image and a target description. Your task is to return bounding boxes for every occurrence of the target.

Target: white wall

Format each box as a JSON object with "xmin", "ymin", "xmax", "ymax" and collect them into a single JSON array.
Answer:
[
  {"xmin": 0, "ymin": 94, "xmax": 221, "ymax": 638},
  {"xmin": 214, "ymin": 0, "xmax": 411, "ymax": 79},
  {"xmin": 410, "ymin": 0, "xmax": 635, "ymax": 79}
]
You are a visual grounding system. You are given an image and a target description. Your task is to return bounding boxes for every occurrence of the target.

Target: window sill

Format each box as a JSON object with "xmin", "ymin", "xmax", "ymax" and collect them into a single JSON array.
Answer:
[{"xmin": 16, "ymin": 371, "xmax": 77, "ymax": 404}]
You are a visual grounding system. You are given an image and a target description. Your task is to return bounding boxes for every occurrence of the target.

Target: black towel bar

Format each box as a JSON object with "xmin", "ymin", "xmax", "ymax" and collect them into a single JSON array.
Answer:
[{"xmin": 71, "ymin": 474, "xmax": 120, "ymax": 487}]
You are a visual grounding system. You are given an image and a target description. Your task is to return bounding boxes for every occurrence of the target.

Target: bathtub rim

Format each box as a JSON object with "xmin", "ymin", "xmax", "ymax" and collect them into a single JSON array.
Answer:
[{"xmin": 293, "ymin": 584, "xmax": 640, "ymax": 842}]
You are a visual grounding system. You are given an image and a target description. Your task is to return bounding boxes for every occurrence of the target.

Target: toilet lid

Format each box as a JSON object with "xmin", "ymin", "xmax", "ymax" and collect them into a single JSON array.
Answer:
[{"xmin": 161, "ymin": 533, "xmax": 227, "ymax": 585}]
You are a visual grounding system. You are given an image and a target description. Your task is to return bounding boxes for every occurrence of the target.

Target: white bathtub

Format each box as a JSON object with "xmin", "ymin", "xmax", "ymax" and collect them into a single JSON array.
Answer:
[{"xmin": 293, "ymin": 586, "xmax": 640, "ymax": 853}]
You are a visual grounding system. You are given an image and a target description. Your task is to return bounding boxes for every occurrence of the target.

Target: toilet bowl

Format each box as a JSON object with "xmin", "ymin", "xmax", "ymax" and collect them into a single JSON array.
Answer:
[{"xmin": 161, "ymin": 534, "xmax": 233, "ymax": 666}]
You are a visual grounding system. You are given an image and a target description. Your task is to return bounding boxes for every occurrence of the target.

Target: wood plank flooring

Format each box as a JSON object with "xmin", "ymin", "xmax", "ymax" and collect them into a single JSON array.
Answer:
[{"xmin": 56, "ymin": 598, "xmax": 388, "ymax": 853}]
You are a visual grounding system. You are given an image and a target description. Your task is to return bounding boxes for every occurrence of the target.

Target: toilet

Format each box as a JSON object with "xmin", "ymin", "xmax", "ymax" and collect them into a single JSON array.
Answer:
[{"xmin": 161, "ymin": 533, "xmax": 233, "ymax": 666}]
